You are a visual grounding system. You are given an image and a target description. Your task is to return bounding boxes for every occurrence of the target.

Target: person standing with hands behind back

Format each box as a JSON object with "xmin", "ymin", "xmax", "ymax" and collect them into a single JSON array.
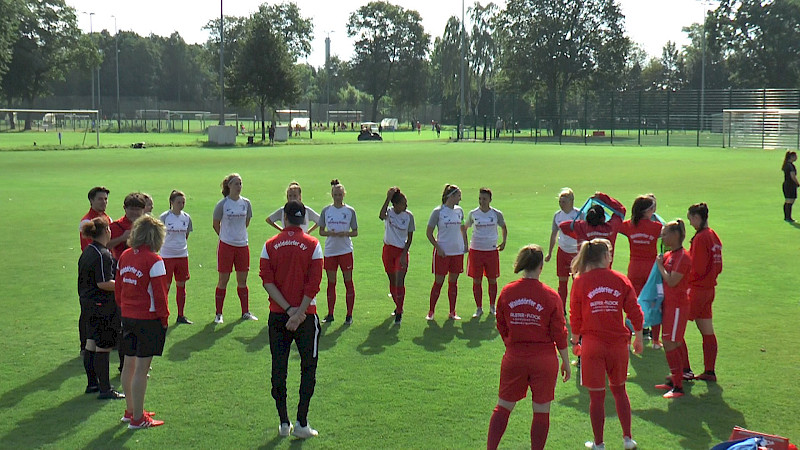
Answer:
[
  {"xmin": 782, "ymin": 151, "xmax": 798, "ymax": 222},
  {"xmin": 260, "ymin": 201, "xmax": 324, "ymax": 439}
]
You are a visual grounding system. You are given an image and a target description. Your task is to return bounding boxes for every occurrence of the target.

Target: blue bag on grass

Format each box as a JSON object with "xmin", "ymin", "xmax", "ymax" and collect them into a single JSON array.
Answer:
[{"xmin": 637, "ymin": 262, "xmax": 663, "ymax": 328}]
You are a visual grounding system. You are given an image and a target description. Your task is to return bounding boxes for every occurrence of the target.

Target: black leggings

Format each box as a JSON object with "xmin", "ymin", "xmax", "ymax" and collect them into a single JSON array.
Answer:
[{"xmin": 269, "ymin": 312, "xmax": 320, "ymax": 426}]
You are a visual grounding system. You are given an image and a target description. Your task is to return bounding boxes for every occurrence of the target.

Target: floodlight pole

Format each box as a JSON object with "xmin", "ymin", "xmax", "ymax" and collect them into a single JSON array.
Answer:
[
  {"xmin": 458, "ymin": 0, "xmax": 465, "ymax": 141},
  {"xmin": 113, "ymin": 16, "xmax": 120, "ymax": 132},
  {"xmin": 698, "ymin": 1, "xmax": 715, "ymax": 134},
  {"xmin": 219, "ymin": 0, "xmax": 225, "ymax": 125},
  {"xmin": 89, "ymin": 13, "xmax": 95, "ymax": 111},
  {"xmin": 325, "ymin": 33, "xmax": 331, "ymax": 128}
]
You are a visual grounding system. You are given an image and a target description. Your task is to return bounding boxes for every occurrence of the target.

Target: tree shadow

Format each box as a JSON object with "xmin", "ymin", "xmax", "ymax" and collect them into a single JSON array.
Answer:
[
  {"xmin": 412, "ymin": 319, "xmax": 458, "ymax": 352},
  {"xmin": 355, "ymin": 317, "xmax": 400, "ymax": 355},
  {"xmin": 0, "ymin": 394, "xmax": 99, "ymax": 447},
  {"xmin": 457, "ymin": 314, "xmax": 499, "ymax": 348},
  {"xmin": 317, "ymin": 321, "xmax": 348, "ymax": 352},
  {"xmin": 0, "ymin": 357, "xmax": 83, "ymax": 410},
  {"xmin": 236, "ymin": 323, "xmax": 271, "ymax": 353},
  {"xmin": 166, "ymin": 320, "xmax": 241, "ymax": 361}
]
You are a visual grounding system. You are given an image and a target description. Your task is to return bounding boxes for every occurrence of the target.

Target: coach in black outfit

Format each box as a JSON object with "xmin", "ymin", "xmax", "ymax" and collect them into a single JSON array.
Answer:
[{"xmin": 259, "ymin": 201, "xmax": 324, "ymax": 439}]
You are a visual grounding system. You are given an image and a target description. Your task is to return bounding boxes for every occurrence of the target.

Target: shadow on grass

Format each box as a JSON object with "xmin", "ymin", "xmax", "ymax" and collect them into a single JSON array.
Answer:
[
  {"xmin": 457, "ymin": 314, "xmax": 499, "ymax": 348},
  {"xmin": 259, "ymin": 434, "xmax": 310, "ymax": 449},
  {"xmin": 0, "ymin": 357, "xmax": 83, "ymax": 410},
  {"xmin": 627, "ymin": 346, "xmax": 671, "ymax": 393},
  {"xmin": 236, "ymin": 323, "xmax": 271, "ymax": 353},
  {"xmin": 318, "ymin": 321, "xmax": 348, "ymax": 352},
  {"xmin": 166, "ymin": 320, "xmax": 241, "ymax": 361},
  {"xmin": 412, "ymin": 319, "xmax": 458, "ymax": 352},
  {"xmin": 83, "ymin": 421, "xmax": 134, "ymax": 449},
  {"xmin": 0, "ymin": 394, "xmax": 100, "ymax": 447},
  {"xmin": 355, "ymin": 317, "xmax": 399, "ymax": 355}
]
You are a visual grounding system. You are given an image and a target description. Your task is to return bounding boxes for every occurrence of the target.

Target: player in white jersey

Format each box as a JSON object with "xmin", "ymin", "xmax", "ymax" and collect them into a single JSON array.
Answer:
[
  {"xmin": 266, "ymin": 181, "xmax": 320, "ymax": 234},
  {"xmin": 465, "ymin": 187, "xmax": 507, "ymax": 317},
  {"xmin": 426, "ymin": 184, "xmax": 469, "ymax": 320},
  {"xmin": 158, "ymin": 190, "xmax": 193, "ymax": 324},
  {"xmin": 212, "ymin": 173, "xmax": 257, "ymax": 324},
  {"xmin": 544, "ymin": 188, "xmax": 581, "ymax": 310},
  {"xmin": 318, "ymin": 179, "xmax": 358, "ymax": 324},
  {"xmin": 379, "ymin": 187, "xmax": 415, "ymax": 325}
]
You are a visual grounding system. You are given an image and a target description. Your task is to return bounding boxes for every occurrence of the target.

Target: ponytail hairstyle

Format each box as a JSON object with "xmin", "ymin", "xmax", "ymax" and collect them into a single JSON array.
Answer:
[
  {"xmin": 571, "ymin": 238, "xmax": 612, "ymax": 276},
  {"xmin": 688, "ymin": 202, "xmax": 709, "ymax": 242},
  {"xmin": 441, "ymin": 184, "xmax": 460, "ymax": 204},
  {"xmin": 585, "ymin": 204, "xmax": 607, "ymax": 227},
  {"xmin": 663, "ymin": 219, "xmax": 686, "ymax": 246},
  {"xmin": 513, "ymin": 244, "xmax": 544, "ymax": 273},
  {"xmin": 479, "ymin": 187, "xmax": 492, "ymax": 200},
  {"xmin": 128, "ymin": 215, "xmax": 166, "ymax": 252},
  {"xmin": 81, "ymin": 216, "xmax": 110, "ymax": 240},
  {"xmin": 390, "ymin": 187, "xmax": 406, "ymax": 206},
  {"xmin": 783, "ymin": 151, "xmax": 797, "ymax": 169},
  {"xmin": 169, "ymin": 189, "xmax": 185, "ymax": 206},
  {"xmin": 330, "ymin": 178, "xmax": 345, "ymax": 193},
  {"xmin": 631, "ymin": 194, "xmax": 656, "ymax": 226},
  {"xmin": 221, "ymin": 173, "xmax": 241, "ymax": 197}
]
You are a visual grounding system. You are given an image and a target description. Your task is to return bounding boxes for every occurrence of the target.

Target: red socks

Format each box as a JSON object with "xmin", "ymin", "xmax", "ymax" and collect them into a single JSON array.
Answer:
[
  {"xmin": 665, "ymin": 348, "xmax": 683, "ymax": 389},
  {"xmin": 487, "ymin": 404, "xmax": 511, "ymax": 450},
  {"xmin": 448, "ymin": 282, "xmax": 458, "ymax": 314},
  {"xmin": 237, "ymin": 287, "xmax": 249, "ymax": 314},
  {"xmin": 558, "ymin": 279, "xmax": 568, "ymax": 309},
  {"xmin": 214, "ymin": 287, "xmax": 225, "ymax": 315},
  {"xmin": 327, "ymin": 283, "xmax": 336, "ymax": 315},
  {"xmin": 702, "ymin": 334, "xmax": 718, "ymax": 372},
  {"xmin": 531, "ymin": 412, "xmax": 550, "ymax": 450},
  {"xmin": 610, "ymin": 384, "xmax": 632, "ymax": 439},
  {"xmin": 679, "ymin": 341, "xmax": 692, "ymax": 372},
  {"xmin": 488, "ymin": 283, "xmax": 498, "ymax": 308},
  {"xmin": 429, "ymin": 281, "xmax": 443, "ymax": 312},
  {"xmin": 473, "ymin": 283, "xmax": 483, "ymax": 308},
  {"xmin": 176, "ymin": 285, "xmax": 186, "ymax": 317},
  {"xmin": 395, "ymin": 286, "xmax": 405, "ymax": 314},
  {"xmin": 652, "ymin": 324, "xmax": 662, "ymax": 343},
  {"xmin": 589, "ymin": 390, "xmax": 605, "ymax": 445},
  {"xmin": 344, "ymin": 280, "xmax": 355, "ymax": 316}
]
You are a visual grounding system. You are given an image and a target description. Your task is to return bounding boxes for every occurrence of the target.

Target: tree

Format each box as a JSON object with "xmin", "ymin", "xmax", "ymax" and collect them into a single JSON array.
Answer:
[
  {"xmin": 657, "ymin": 41, "xmax": 687, "ymax": 90},
  {"xmin": 430, "ymin": 17, "xmax": 465, "ymax": 122},
  {"xmin": 0, "ymin": 0, "xmax": 23, "ymax": 88},
  {"xmin": 257, "ymin": 2, "xmax": 313, "ymax": 61},
  {"xmin": 468, "ymin": 2, "xmax": 498, "ymax": 117},
  {"xmin": 497, "ymin": 0, "xmax": 628, "ymax": 136},
  {"xmin": 347, "ymin": 1, "xmax": 430, "ymax": 120},
  {"xmin": 226, "ymin": 6, "xmax": 299, "ymax": 142}
]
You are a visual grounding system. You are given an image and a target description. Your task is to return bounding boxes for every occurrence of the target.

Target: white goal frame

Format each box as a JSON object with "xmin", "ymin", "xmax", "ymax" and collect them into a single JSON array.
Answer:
[
  {"xmin": 723, "ymin": 109, "xmax": 800, "ymax": 150},
  {"xmin": 0, "ymin": 108, "xmax": 100, "ymax": 146}
]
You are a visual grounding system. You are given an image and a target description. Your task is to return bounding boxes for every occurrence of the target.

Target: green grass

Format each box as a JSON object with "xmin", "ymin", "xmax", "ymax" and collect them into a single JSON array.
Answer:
[{"xmin": 0, "ymin": 141, "xmax": 797, "ymax": 449}]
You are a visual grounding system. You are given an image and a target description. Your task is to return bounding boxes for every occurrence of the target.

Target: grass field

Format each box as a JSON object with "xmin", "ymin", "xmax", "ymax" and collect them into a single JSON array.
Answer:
[{"xmin": 0, "ymin": 138, "xmax": 797, "ymax": 449}]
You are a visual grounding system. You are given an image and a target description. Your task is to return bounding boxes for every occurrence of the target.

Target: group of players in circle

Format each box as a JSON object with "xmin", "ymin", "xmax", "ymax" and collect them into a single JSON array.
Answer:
[{"xmin": 77, "ymin": 175, "xmax": 723, "ymax": 447}]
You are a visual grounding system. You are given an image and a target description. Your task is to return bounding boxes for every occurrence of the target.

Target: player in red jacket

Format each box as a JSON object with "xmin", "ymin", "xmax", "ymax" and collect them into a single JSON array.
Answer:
[
  {"xmin": 653, "ymin": 220, "xmax": 692, "ymax": 399},
  {"xmin": 570, "ymin": 239, "xmax": 643, "ymax": 450},
  {"xmin": 559, "ymin": 192, "xmax": 626, "ymax": 264},
  {"xmin": 686, "ymin": 203, "xmax": 723, "ymax": 382},
  {"xmin": 487, "ymin": 245, "xmax": 570, "ymax": 450},
  {"xmin": 619, "ymin": 194, "xmax": 663, "ymax": 347},
  {"xmin": 79, "ymin": 186, "xmax": 112, "ymax": 353},
  {"xmin": 115, "ymin": 215, "xmax": 169, "ymax": 429}
]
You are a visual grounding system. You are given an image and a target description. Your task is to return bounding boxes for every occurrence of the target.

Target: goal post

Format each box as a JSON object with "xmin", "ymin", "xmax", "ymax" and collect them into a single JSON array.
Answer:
[
  {"xmin": 723, "ymin": 109, "xmax": 800, "ymax": 150},
  {"xmin": 0, "ymin": 108, "xmax": 100, "ymax": 146}
]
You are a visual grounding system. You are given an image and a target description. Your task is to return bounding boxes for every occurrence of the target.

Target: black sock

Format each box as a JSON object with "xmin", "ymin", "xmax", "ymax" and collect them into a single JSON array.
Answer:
[
  {"xmin": 84, "ymin": 350, "xmax": 98, "ymax": 387},
  {"xmin": 788, "ymin": 203, "xmax": 794, "ymax": 220},
  {"xmin": 94, "ymin": 351, "xmax": 111, "ymax": 392},
  {"xmin": 118, "ymin": 347, "xmax": 125, "ymax": 372},
  {"xmin": 784, "ymin": 203, "xmax": 790, "ymax": 219}
]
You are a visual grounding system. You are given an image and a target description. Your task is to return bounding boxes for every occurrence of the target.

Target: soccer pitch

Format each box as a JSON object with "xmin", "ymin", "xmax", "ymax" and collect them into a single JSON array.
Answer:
[{"xmin": 0, "ymin": 139, "xmax": 796, "ymax": 449}]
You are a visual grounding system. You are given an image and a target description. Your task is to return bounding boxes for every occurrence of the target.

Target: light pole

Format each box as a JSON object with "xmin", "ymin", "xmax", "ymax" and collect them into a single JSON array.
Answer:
[
  {"xmin": 219, "ymin": 0, "xmax": 225, "ymax": 125},
  {"xmin": 325, "ymin": 31, "xmax": 333, "ymax": 128},
  {"xmin": 698, "ymin": 0, "xmax": 716, "ymax": 133},
  {"xmin": 459, "ymin": 0, "xmax": 465, "ymax": 141},
  {"xmin": 113, "ymin": 15, "xmax": 120, "ymax": 132},
  {"xmin": 85, "ymin": 12, "xmax": 95, "ymax": 110}
]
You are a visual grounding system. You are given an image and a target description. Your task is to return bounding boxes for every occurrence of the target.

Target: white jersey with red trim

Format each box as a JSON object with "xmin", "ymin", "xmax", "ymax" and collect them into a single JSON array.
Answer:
[
  {"xmin": 213, "ymin": 196, "xmax": 252, "ymax": 247},
  {"xmin": 319, "ymin": 204, "xmax": 358, "ymax": 257},
  {"xmin": 383, "ymin": 208, "xmax": 415, "ymax": 249},
  {"xmin": 428, "ymin": 204, "xmax": 465, "ymax": 256},
  {"xmin": 159, "ymin": 210, "xmax": 193, "ymax": 258},
  {"xmin": 551, "ymin": 208, "xmax": 580, "ymax": 253},
  {"xmin": 466, "ymin": 207, "xmax": 505, "ymax": 251}
]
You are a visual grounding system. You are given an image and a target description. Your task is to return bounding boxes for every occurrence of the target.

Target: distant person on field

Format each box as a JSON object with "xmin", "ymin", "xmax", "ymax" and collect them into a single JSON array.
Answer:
[
  {"xmin": 260, "ymin": 200, "xmax": 324, "ymax": 439},
  {"xmin": 544, "ymin": 188, "xmax": 580, "ymax": 310},
  {"xmin": 426, "ymin": 184, "xmax": 468, "ymax": 321},
  {"xmin": 269, "ymin": 124, "xmax": 275, "ymax": 145},
  {"xmin": 782, "ymin": 151, "xmax": 798, "ymax": 222},
  {"xmin": 379, "ymin": 187, "xmax": 415, "ymax": 324},
  {"xmin": 465, "ymin": 187, "xmax": 507, "ymax": 317},
  {"xmin": 266, "ymin": 182, "xmax": 319, "ymax": 234},
  {"xmin": 212, "ymin": 173, "xmax": 258, "ymax": 323},
  {"xmin": 487, "ymin": 245, "xmax": 570, "ymax": 450},
  {"xmin": 158, "ymin": 190, "xmax": 193, "ymax": 325},
  {"xmin": 79, "ymin": 186, "xmax": 112, "ymax": 353}
]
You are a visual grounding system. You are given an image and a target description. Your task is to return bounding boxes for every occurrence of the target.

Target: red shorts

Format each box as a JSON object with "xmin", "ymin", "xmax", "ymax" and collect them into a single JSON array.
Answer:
[
  {"xmin": 627, "ymin": 259, "xmax": 653, "ymax": 296},
  {"xmin": 580, "ymin": 337, "xmax": 629, "ymax": 389},
  {"xmin": 217, "ymin": 241, "xmax": 249, "ymax": 273},
  {"xmin": 556, "ymin": 248, "xmax": 576, "ymax": 278},
  {"xmin": 163, "ymin": 257, "xmax": 190, "ymax": 282},
  {"xmin": 661, "ymin": 301, "xmax": 689, "ymax": 342},
  {"xmin": 324, "ymin": 252, "xmax": 354, "ymax": 272},
  {"xmin": 498, "ymin": 347, "xmax": 558, "ymax": 403},
  {"xmin": 467, "ymin": 249, "xmax": 500, "ymax": 279},
  {"xmin": 382, "ymin": 244, "xmax": 409, "ymax": 273},
  {"xmin": 432, "ymin": 250, "xmax": 464, "ymax": 276},
  {"xmin": 688, "ymin": 287, "xmax": 715, "ymax": 320}
]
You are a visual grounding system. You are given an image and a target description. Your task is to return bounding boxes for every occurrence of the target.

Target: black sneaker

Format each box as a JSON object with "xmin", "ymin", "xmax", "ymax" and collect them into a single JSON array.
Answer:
[
  {"xmin": 394, "ymin": 313, "xmax": 402, "ymax": 325},
  {"xmin": 322, "ymin": 315, "xmax": 334, "ymax": 323},
  {"xmin": 682, "ymin": 369, "xmax": 695, "ymax": 381},
  {"xmin": 345, "ymin": 315, "xmax": 353, "ymax": 325},
  {"xmin": 176, "ymin": 315, "xmax": 193, "ymax": 324},
  {"xmin": 643, "ymin": 328, "xmax": 652, "ymax": 339},
  {"xmin": 85, "ymin": 384, "xmax": 100, "ymax": 394},
  {"xmin": 98, "ymin": 389, "xmax": 126, "ymax": 400}
]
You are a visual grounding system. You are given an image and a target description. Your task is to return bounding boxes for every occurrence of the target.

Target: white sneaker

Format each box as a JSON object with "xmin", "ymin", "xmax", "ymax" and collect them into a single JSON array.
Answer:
[
  {"xmin": 214, "ymin": 314, "xmax": 223, "ymax": 324},
  {"xmin": 448, "ymin": 313, "xmax": 462, "ymax": 320},
  {"xmin": 279, "ymin": 422, "xmax": 292, "ymax": 436},
  {"xmin": 425, "ymin": 312, "xmax": 434, "ymax": 321},
  {"xmin": 585, "ymin": 441, "xmax": 605, "ymax": 450},
  {"xmin": 291, "ymin": 421, "xmax": 318, "ymax": 439},
  {"xmin": 489, "ymin": 305, "xmax": 496, "ymax": 315},
  {"xmin": 241, "ymin": 312, "xmax": 258, "ymax": 321},
  {"xmin": 623, "ymin": 437, "xmax": 638, "ymax": 449},
  {"xmin": 472, "ymin": 308, "xmax": 483, "ymax": 318}
]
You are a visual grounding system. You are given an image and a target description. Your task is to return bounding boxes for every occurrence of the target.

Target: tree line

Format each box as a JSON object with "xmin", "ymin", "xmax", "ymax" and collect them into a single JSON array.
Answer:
[{"xmin": 0, "ymin": 0, "xmax": 798, "ymax": 135}]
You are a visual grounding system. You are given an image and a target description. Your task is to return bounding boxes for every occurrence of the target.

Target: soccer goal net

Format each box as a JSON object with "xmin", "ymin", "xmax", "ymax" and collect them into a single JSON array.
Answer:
[
  {"xmin": 723, "ymin": 109, "xmax": 800, "ymax": 150},
  {"xmin": 0, "ymin": 108, "xmax": 101, "ymax": 146}
]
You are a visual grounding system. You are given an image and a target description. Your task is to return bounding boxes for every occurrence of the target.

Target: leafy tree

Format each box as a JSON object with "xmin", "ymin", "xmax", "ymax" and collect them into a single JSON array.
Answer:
[
  {"xmin": 657, "ymin": 41, "xmax": 687, "ymax": 90},
  {"xmin": 468, "ymin": 2, "xmax": 498, "ymax": 117},
  {"xmin": 497, "ymin": 0, "xmax": 628, "ymax": 136},
  {"xmin": 430, "ymin": 17, "xmax": 465, "ymax": 121},
  {"xmin": 0, "ymin": 0, "xmax": 23, "ymax": 88},
  {"xmin": 347, "ymin": 1, "xmax": 430, "ymax": 120},
  {"xmin": 256, "ymin": 2, "xmax": 313, "ymax": 61}
]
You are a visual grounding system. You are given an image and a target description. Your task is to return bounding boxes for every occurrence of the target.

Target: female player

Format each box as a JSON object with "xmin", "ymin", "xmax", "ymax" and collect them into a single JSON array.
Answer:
[
  {"xmin": 266, "ymin": 181, "xmax": 320, "ymax": 233},
  {"xmin": 465, "ymin": 187, "xmax": 507, "ymax": 317},
  {"xmin": 159, "ymin": 190, "xmax": 193, "ymax": 324},
  {"xmin": 426, "ymin": 184, "xmax": 468, "ymax": 320},
  {"xmin": 487, "ymin": 245, "xmax": 570, "ymax": 450},
  {"xmin": 686, "ymin": 203, "xmax": 723, "ymax": 382},
  {"xmin": 379, "ymin": 187, "xmax": 414, "ymax": 325},
  {"xmin": 782, "ymin": 151, "xmax": 798, "ymax": 222},
  {"xmin": 570, "ymin": 239, "xmax": 643, "ymax": 450},
  {"xmin": 619, "ymin": 194, "xmax": 663, "ymax": 348},
  {"xmin": 78, "ymin": 217, "xmax": 124, "ymax": 399},
  {"xmin": 212, "ymin": 173, "xmax": 257, "ymax": 323},
  {"xmin": 559, "ymin": 192, "xmax": 626, "ymax": 262},
  {"xmin": 318, "ymin": 179, "xmax": 358, "ymax": 324},
  {"xmin": 545, "ymin": 188, "xmax": 581, "ymax": 309},
  {"xmin": 141, "ymin": 193, "xmax": 154, "ymax": 215},
  {"xmin": 116, "ymin": 215, "xmax": 169, "ymax": 428},
  {"xmin": 653, "ymin": 220, "xmax": 692, "ymax": 399}
]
